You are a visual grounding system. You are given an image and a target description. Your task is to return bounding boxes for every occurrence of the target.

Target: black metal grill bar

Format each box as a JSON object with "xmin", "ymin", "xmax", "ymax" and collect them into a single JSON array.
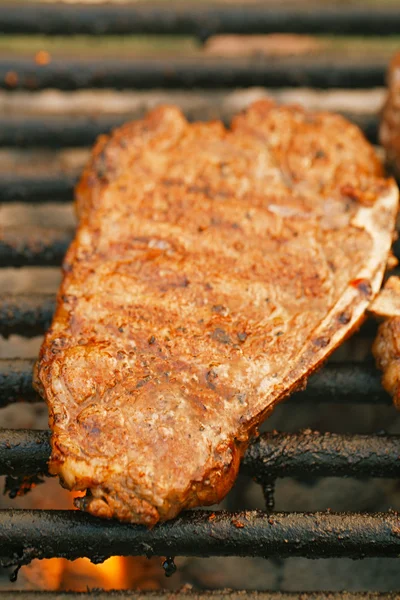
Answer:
[
  {"xmin": 242, "ymin": 431, "xmax": 400, "ymax": 479},
  {"xmin": 0, "ymin": 359, "xmax": 38, "ymax": 406},
  {"xmin": 0, "ymin": 594, "xmax": 398, "ymax": 600},
  {"xmin": 0, "ymin": 226, "xmax": 74, "ymax": 267},
  {"xmin": 0, "ymin": 57, "xmax": 386, "ymax": 91},
  {"xmin": 0, "ymin": 429, "xmax": 50, "ymax": 477},
  {"xmin": 0, "ymin": 3, "xmax": 400, "ymax": 37},
  {"xmin": 303, "ymin": 360, "xmax": 387, "ymax": 404},
  {"xmin": 0, "ymin": 116, "xmax": 126, "ymax": 149},
  {"xmin": 0, "ymin": 296, "xmax": 54, "ymax": 338},
  {"xmin": 0, "ymin": 174, "xmax": 76, "ymax": 203},
  {"xmin": 1, "ymin": 509, "xmax": 400, "ymax": 563},
  {"xmin": 0, "ymin": 356, "xmax": 389, "ymax": 407},
  {"xmin": 2, "ymin": 429, "xmax": 399, "ymax": 479},
  {"xmin": 0, "ymin": 113, "xmax": 379, "ymax": 148}
]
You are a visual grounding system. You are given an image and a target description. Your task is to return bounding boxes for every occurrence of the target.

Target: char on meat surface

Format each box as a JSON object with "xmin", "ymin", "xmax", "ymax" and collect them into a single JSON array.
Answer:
[{"xmin": 34, "ymin": 100, "xmax": 398, "ymax": 526}]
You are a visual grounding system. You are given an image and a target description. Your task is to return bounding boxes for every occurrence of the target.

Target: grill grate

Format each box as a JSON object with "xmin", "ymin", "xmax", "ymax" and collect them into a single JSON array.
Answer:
[
  {"xmin": 3, "ymin": 509, "xmax": 400, "ymax": 564},
  {"xmin": 1, "ymin": 1, "xmax": 400, "ymax": 595}
]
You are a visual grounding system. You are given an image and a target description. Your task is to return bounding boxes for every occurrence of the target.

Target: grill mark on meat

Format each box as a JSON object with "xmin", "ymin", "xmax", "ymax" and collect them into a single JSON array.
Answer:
[{"xmin": 34, "ymin": 100, "xmax": 399, "ymax": 526}]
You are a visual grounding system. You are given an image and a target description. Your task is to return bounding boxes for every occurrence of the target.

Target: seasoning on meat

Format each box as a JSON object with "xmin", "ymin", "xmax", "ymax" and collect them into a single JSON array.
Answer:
[{"xmin": 34, "ymin": 100, "xmax": 399, "ymax": 526}]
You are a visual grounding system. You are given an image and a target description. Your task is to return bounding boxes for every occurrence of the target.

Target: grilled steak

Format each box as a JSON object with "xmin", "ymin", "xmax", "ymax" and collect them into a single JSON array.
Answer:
[
  {"xmin": 380, "ymin": 52, "xmax": 400, "ymax": 177},
  {"xmin": 34, "ymin": 100, "xmax": 398, "ymax": 526}
]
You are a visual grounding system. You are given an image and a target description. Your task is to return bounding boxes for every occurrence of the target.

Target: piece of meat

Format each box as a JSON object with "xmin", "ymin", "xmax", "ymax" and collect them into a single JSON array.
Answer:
[
  {"xmin": 370, "ymin": 276, "xmax": 400, "ymax": 319},
  {"xmin": 371, "ymin": 277, "xmax": 400, "ymax": 408},
  {"xmin": 34, "ymin": 100, "xmax": 399, "ymax": 526},
  {"xmin": 373, "ymin": 52, "xmax": 400, "ymax": 407},
  {"xmin": 380, "ymin": 52, "xmax": 400, "ymax": 176}
]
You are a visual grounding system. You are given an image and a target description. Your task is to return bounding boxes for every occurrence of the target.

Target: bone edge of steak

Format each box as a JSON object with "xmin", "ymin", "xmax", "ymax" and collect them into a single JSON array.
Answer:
[{"xmin": 248, "ymin": 181, "xmax": 399, "ymax": 426}]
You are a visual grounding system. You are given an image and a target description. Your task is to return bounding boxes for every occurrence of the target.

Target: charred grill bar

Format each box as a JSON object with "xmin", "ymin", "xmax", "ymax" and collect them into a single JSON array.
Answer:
[
  {"xmin": 0, "ymin": 3, "xmax": 399, "ymax": 37},
  {"xmin": 0, "ymin": 57, "xmax": 387, "ymax": 91},
  {"xmin": 0, "ymin": 359, "xmax": 37, "ymax": 405},
  {"xmin": 2, "ymin": 510, "xmax": 400, "ymax": 565},
  {"xmin": 1, "ymin": 0, "xmax": 400, "ymax": 595},
  {"xmin": 0, "ymin": 429, "xmax": 50, "ymax": 478},
  {"xmin": 0, "ymin": 296, "xmax": 54, "ymax": 338},
  {"xmin": 2, "ymin": 429, "xmax": 400, "ymax": 480},
  {"xmin": 0, "ymin": 113, "xmax": 380, "ymax": 149},
  {"xmin": 0, "ymin": 226, "xmax": 74, "ymax": 267},
  {"xmin": 0, "ymin": 174, "xmax": 75, "ymax": 203}
]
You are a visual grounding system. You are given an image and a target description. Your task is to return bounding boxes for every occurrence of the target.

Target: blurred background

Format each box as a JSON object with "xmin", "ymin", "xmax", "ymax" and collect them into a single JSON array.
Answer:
[{"xmin": 1, "ymin": 0, "xmax": 400, "ymax": 62}]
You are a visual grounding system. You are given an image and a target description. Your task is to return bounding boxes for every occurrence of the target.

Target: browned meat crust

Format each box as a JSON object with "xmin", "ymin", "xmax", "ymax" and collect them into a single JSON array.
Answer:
[
  {"xmin": 371, "ymin": 277, "xmax": 400, "ymax": 408},
  {"xmin": 380, "ymin": 52, "xmax": 400, "ymax": 176},
  {"xmin": 34, "ymin": 100, "xmax": 398, "ymax": 526}
]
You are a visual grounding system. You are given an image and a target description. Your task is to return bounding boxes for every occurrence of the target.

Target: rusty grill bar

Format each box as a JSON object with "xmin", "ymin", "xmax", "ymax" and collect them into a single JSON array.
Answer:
[{"xmin": 1, "ymin": 0, "xmax": 400, "ymax": 595}]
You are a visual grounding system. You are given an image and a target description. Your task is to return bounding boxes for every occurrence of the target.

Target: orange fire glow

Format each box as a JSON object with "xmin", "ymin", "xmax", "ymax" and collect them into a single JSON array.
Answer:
[
  {"xmin": 19, "ymin": 489, "xmax": 164, "ymax": 591},
  {"xmin": 21, "ymin": 555, "xmax": 131, "ymax": 591}
]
